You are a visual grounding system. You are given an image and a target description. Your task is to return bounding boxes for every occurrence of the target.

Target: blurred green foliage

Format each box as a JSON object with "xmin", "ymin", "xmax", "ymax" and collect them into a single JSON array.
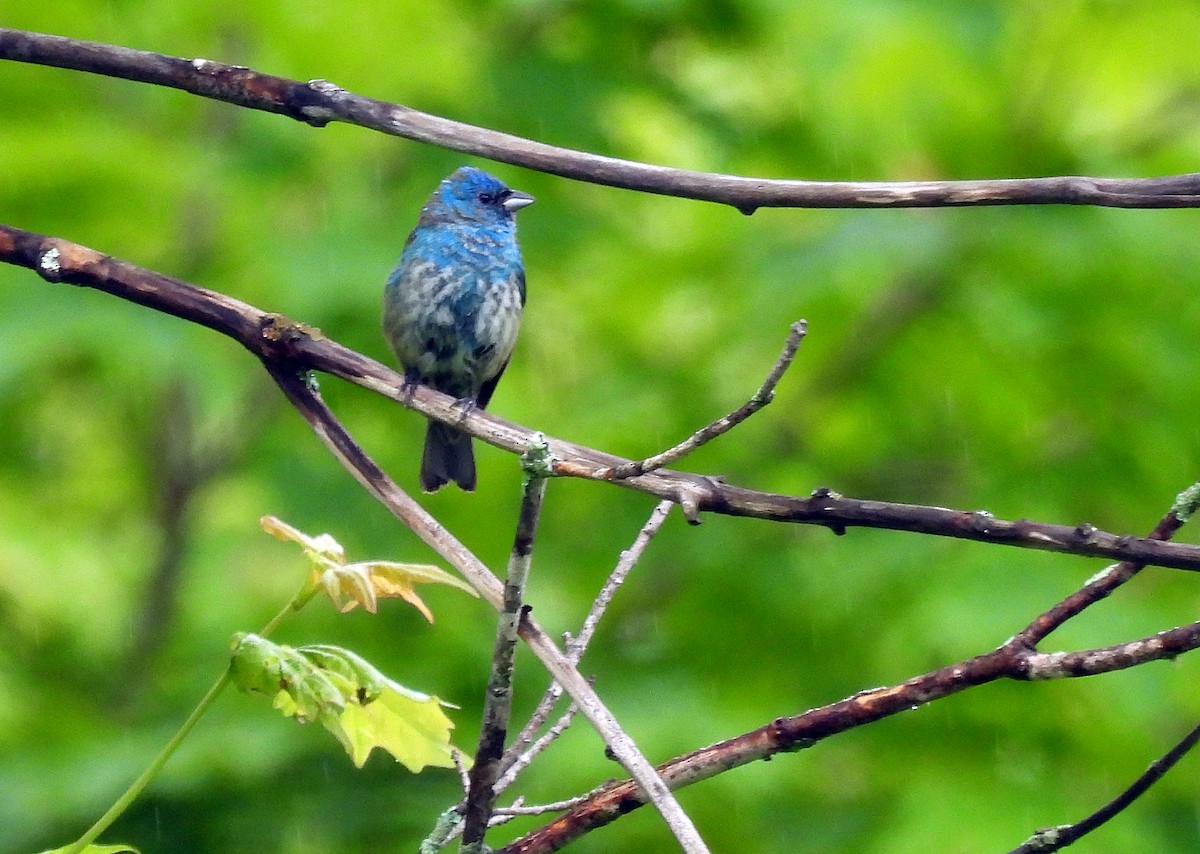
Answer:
[{"xmin": 3, "ymin": 2, "xmax": 1200, "ymax": 852}]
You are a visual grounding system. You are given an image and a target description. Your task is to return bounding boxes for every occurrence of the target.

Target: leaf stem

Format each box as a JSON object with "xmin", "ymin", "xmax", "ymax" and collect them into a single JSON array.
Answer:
[
  {"xmin": 61, "ymin": 575, "xmax": 317, "ymax": 851},
  {"xmin": 62, "ymin": 670, "xmax": 231, "ymax": 853}
]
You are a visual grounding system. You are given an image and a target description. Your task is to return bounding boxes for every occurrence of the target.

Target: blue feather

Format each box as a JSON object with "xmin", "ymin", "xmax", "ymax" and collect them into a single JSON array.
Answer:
[{"xmin": 382, "ymin": 167, "xmax": 534, "ymax": 492}]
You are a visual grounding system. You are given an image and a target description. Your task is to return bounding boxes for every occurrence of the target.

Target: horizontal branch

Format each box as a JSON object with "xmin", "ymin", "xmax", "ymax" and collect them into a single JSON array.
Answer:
[
  {"xmin": 3, "ymin": 28, "xmax": 1200, "ymax": 211},
  {"xmin": 4, "ymin": 222, "xmax": 1200, "ymax": 573}
]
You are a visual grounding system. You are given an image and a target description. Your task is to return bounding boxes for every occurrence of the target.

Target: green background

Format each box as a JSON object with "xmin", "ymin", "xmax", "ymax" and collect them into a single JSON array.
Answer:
[{"xmin": 3, "ymin": 2, "xmax": 1200, "ymax": 852}]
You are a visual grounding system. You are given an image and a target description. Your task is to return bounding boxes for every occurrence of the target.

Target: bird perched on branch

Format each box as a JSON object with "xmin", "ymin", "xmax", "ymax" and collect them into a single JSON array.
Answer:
[{"xmin": 383, "ymin": 166, "xmax": 535, "ymax": 492}]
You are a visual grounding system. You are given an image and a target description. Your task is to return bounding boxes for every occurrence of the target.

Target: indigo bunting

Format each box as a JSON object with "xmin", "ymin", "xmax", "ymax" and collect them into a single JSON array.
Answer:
[{"xmin": 383, "ymin": 166, "xmax": 534, "ymax": 492}]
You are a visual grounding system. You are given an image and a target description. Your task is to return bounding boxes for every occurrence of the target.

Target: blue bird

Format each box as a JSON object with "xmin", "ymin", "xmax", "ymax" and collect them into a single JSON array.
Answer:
[{"xmin": 383, "ymin": 166, "xmax": 534, "ymax": 492}]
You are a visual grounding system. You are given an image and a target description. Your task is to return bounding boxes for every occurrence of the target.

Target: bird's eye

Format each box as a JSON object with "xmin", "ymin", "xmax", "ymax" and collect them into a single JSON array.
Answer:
[{"xmin": 477, "ymin": 191, "xmax": 496, "ymax": 204}]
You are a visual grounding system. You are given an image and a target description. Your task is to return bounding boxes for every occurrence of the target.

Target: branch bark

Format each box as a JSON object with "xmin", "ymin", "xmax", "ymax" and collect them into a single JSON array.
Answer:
[
  {"xmin": 3, "ymin": 28, "xmax": 1200, "ymax": 211},
  {"xmin": 1007, "ymin": 722, "xmax": 1200, "ymax": 853},
  {"xmin": 4, "ymin": 223, "xmax": 1200, "ymax": 574},
  {"xmin": 462, "ymin": 448, "xmax": 549, "ymax": 851}
]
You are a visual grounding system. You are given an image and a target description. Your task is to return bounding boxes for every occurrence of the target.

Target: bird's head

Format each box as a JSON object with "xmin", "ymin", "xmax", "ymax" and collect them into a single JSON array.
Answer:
[{"xmin": 423, "ymin": 166, "xmax": 535, "ymax": 226}]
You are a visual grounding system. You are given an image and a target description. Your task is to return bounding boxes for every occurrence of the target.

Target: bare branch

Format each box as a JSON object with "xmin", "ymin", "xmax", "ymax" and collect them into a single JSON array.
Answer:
[
  {"xmin": 453, "ymin": 751, "xmax": 471, "ymax": 796},
  {"xmin": 3, "ymin": 28, "xmax": 1200, "ymax": 211},
  {"xmin": 599, "ymin": 323, "xmax": 807, "ymax": 480},
  {"xmin": 497, "ymin": 501, "xmax": 672, "ymax": 797},
  {"xmin": 3, "ymin": 223, "xmax": 1200, "ymax": 575},
  {"xmin": 501, "ymin": 617, "xmax": 1200, "ymax": 853},
  {"xmin": 501, "ymin": 484, "xmax": 1200, "ymax": 851},
  {"xmin": 494, "ymin": 703, "xmax": 580, "ymax": 796},
  {"xmin": 262, "ymin": 364, "xmax": 709, "ymax": 854},
  {"xmin": 1007, "ymin": 722, "xmax": 1200, "ymax": 854},
  {"xmin": 493, "ymin": 796, "xmax": 592, "ymax": 820},
  {"xmin": 1014, "ymin": 481, "xmax": 1200, "ymax": 647},
  {"xmin": 495, "ymin": 500, "xmax": 672, "ymax": 798},
  {"xmin": 569, "ymin": 499, "xmax": 675, "ymax": 659},
  {"xmin": 1022, "ymin": 621, "xmax": 1200, "ymax": 679},
  {"xmin": 462, "ymin": 442, "xmax": 551, "ymax": 851}
]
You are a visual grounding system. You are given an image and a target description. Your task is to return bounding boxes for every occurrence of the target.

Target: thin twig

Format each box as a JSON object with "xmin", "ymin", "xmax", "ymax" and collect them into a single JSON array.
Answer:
[
  {"xmin": 496, "ymin": 683, "xmax": 567, "ymax": 782},
  {"xmin": 495, "ymin": 703, "xmax": 580, "ymax": 796},
  {"xmin": 570, "ymin": 499, "xmax": 675, "ymax": 658},
  {"xmin": 601, "ymin": 322, "xmax": 806, "ymax": 479},
  {"xmin": 262, "ymin": 364, "xmax": 710, "ymax": 854},
  {"xmin": 1013, "ymin": 481, "xmax": 1200, "ymax": 647},
  {"xmin": 439, "ymin": 793, "xmax": 596, "ymax": 847},
  {"xmin": 3, "ymin": 28, "xmax": 1200, "ymax": 210},
  {"xmin": 1006, "ymin": 721, "xmax": 1200, "ymax": 854},
  {"xmin": 497, "ymin": 500, "xmax": 675, "ymax": 786},
  {"xmin": 441, "ymin": 794, "xmax": 596, "ymax": 845},
  {"xmin": 492, "ymin": 795, "xmax": 592, "ymax": 820},
  {"xmin": 452, "ymin": 750, "xmax": 472, "ymax": 796},
  {"xmin": 461, "ymin": 441, "xmax": 551, "ymax": 852}
]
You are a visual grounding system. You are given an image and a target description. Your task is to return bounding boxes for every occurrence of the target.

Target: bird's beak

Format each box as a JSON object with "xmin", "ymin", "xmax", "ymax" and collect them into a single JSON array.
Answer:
[{"xmin": 503, "ymin": 191, "xmax": 536, "ymax": 213}]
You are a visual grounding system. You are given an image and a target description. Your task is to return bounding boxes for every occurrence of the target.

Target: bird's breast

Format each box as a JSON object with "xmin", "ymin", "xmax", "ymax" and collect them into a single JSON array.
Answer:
[{"xmin": 383, "ymin": 235, "xmax": 525, "ymax": 395}]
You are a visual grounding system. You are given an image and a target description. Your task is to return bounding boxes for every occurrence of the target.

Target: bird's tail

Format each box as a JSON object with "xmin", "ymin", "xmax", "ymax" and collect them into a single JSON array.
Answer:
[{"xmin": 421, "ymin": 422, "xmax": 476, "ymax": 492}]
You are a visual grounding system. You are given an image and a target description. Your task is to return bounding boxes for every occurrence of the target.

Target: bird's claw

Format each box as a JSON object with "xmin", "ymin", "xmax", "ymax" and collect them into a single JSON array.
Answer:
[
  {"xmin": 400, "ymin": 371, "xmax": 420, "ymax": 405},
  {"xmin": 452, "ymin": 396, "xmax": 477, "ymax": 424}
]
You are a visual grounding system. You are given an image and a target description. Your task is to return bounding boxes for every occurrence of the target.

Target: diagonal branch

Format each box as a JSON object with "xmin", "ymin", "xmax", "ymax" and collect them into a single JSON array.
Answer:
[
  {"xmin": 501, "ymin": 486, "xmax": 1200, "ymax": 852},
  {"xmin": 4, "ymin": 223, "xmax": 1200, "ymax": 574},
  {"xmin": 3, "ymin": 28, "xmax": 1200, "ymax": 211},
  {"xmin": 599, "ymin": 322, "xmax": 807, "ymax": 480},
  {"xmin": 263, "ymin": 364, "xmax": 710, "ymax": 854},
  {"xmin": 1013, "ymin": 482, "xmax": 1200, "ymax": 647},
  {"xmin": 502, "ymin": 618, "xmax": 1200, "ymax": 854},
  {"xmin": 1007, "ymin": 721, "xmax": 1200, "ymax": 854}
]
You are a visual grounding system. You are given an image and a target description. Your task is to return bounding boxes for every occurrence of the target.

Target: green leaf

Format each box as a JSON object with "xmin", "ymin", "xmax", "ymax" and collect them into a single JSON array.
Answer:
[
  {"xmin": 228, "ymin": 633, "xmax": 345, "ymax": 727},
  {"xmin": 228, "ymin": 634, "xmax": 464, "ymax": 771},
  {"xmin": 39, "ymin": 845, "xmax": 140, "ymax": 853},
  {"xmin": 297, "ymin": 644, "xmax": 389, "ymax": 704}
]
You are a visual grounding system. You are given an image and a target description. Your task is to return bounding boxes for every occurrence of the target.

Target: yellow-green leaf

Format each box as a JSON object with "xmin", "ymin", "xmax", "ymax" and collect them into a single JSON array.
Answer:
[
  {"xmin": 229, "ymin": 634, "xmax": 345, "ymax": 727},
  {"xmin": 260, "ymin": 515, "xmax": 477, "ymax": 621},
  {"xmin": 339, "ymin": 682, "xmax": 464, "ymax": 772},
  {"xmin": 260, "ymin": 515, "xmax": 345, "ymax": 565},
  {"xmin": 324, "ymin": 560, "xmax": 479, "ymax": 621}
]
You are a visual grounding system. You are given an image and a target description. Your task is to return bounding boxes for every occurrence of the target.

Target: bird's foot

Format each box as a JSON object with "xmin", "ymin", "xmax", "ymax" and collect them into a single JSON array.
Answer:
[
  {"xmin": 451, "ymin": 396, "xmax": 478, "ymax": 424},
  {"xmin": 400, "ymin": 371, "xmax": 421, "ymax": 405}
]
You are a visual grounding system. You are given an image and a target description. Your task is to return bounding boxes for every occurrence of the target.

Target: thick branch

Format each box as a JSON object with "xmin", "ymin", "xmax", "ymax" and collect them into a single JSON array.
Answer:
[
  {"xmin": 4, "ymin": 223, "xmax": 1200, "ymax": 573},
  {"xmin": 3, "ymin": 28, "xmax": 1200, "ymax": 211}
]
